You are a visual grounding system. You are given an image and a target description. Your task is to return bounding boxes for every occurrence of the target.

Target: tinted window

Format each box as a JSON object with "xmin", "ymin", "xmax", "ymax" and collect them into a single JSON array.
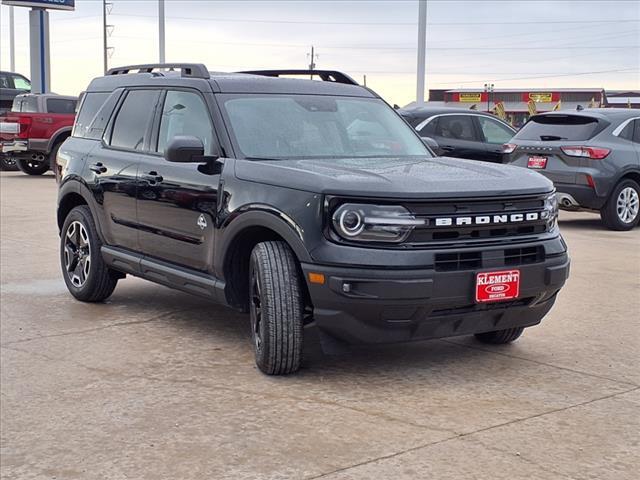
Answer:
[
  {"xmin": 618, "ymin": 121, "xmax": 634, "ymax": 141},
  {"xmin": 477, "ymin": 116, "xmax": 514, "ymax": 144},
  {"xmin": 22, "ymin": 97, "xmax": 38, "ymax": 113},
  {"xmin": 633, "ymin": 120, "xmax": 640, "ymax": 144},
  {"xmin": 47, "ymin": 98, "xmax": 77, "ymax": 114},
  {"xmin": 515, "ymin": 115, "xmax": 601, "ymax": 141},
  {"xmin": 434, "ymin": 115, "xmax": 477, "ymax": 141},
  {"xmin": 110, "ymin": 90, "xmax": 159, "ymax": 150},
  {"xmin": 222, "ymin": 94, "xmax": 428, "ymax": 159},
  {"xmin": 73, "ymin": 92, "xmax": 109, "ymax": 138},
  {"xmin": 0, "ymin": 73, "xmax": 9, "ymax": 89},
  {"xmin": 157, "ymin": 90, "xmax": 214, "ymax": 154},
  {"xmin": 416, "ymin": 117, "xmax": 437, "ymax": 136},
  {"xmin": 12, "ymin": 75, "xmax": 30, "ymax": 90}
]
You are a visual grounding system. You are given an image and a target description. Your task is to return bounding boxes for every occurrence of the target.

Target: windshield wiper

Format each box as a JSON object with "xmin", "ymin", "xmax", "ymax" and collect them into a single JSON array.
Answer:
[{"xmin": 539, "ymin": 135, "xmax": 567, "ymax": 141}]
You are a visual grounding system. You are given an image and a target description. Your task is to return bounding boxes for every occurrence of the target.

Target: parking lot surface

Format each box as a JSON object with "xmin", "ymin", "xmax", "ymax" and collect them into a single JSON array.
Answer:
[{"xmin": 1, "ymin": 170, "xmax": 639, "ymax": 480}]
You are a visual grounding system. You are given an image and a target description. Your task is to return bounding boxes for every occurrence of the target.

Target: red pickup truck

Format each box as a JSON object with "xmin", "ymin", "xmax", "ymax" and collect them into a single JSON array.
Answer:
[{"xmin": 0, "ymin": 93, "xmax": 77, "ymax": 176}]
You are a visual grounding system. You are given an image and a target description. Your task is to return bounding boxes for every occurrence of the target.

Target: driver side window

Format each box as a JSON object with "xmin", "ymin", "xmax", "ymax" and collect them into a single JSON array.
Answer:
[{"xmin": 157, "ymin": 90, "xmax": 215, "ymax": 155}]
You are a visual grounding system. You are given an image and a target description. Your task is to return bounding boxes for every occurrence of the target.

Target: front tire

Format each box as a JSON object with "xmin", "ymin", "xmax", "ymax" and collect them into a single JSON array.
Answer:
[
  {"xmin": 600, "ymin": 179, "xmax": 640, "ymax": 231},
  {"xmin": 60, "ymin": 206, "xmax": 119, "ymax": 302},
  {"xmin": 17, "ymin": 158, "xmax": 49, "ymax": 176},
  {"xmin": 475, "ymin": 327, "xmax": 524, "ymax": 344},
  {"xmin": 249, "ymin": 241, "xmax": 304, "ymax": 375}
]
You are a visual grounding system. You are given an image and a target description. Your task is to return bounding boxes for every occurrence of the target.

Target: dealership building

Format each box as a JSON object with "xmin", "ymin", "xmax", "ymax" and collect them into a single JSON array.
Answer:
[{"xmin": 419, "ymin": 88, "xmax": 605, "ymax": 127}]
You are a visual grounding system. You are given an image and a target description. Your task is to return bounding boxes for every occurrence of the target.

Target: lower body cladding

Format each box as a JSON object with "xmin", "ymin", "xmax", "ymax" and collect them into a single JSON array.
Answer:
[{"xmin": 301, "ymin": 242, "xmax": 569, "ymax": 345}]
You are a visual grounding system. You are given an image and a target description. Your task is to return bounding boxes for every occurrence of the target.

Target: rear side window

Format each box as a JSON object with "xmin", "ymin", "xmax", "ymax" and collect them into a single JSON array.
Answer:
[
  {"xmin": 634, "ymin": 120, "xmax": 640, "ymax": 144},
  {"xmin": 73, "ymin": 92, "xmax": 109, "ymax": 138},
  {"xmin": 515, "ymin": 115, "xmax": 601, "ymax": 141},
  {"xmin": 109, "ymin": 90, "xmax": 159, "ymax": 151},
  {"xmin": 434, "ymin": 115, "xmax": 477, "ymax": 141},
  {"xmin": 22, "ymin": 97, "xmax": 38, "ymax": 113},
  {"xmin": 477, "ymin": 116, "xmax": 514, "ymax": 144},
  {"xmin": 47, "ymin": 98, "xmax": 77, "ymax": 114}
]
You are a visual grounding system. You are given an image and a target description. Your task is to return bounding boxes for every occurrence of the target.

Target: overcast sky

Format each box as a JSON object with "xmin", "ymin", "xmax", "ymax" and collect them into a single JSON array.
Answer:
[{"xmin": 1, "ymin": 0, "xmax": 638, "ymax": 105}]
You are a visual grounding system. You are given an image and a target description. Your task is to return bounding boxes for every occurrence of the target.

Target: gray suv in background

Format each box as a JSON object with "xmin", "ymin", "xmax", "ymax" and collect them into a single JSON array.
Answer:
[{"xmin": 504, "ymin": 109, "xmax": 640, "ymax": 230}]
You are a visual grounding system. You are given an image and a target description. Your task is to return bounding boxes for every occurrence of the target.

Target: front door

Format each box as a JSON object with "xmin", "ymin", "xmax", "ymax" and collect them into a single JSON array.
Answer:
[
  {"xmin": 136, "ymin": 89, "xmax": 221, "ymax": 272},
  {"xmin": 476, "ymin": 115, "xmax": 516, "ymax": 163}
]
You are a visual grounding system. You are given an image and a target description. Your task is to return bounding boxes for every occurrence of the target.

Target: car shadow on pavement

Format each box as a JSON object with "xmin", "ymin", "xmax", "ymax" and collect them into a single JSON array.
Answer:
[{"xmin": 558, "ymin": 216, "xmax": 609, "ymax": 231}]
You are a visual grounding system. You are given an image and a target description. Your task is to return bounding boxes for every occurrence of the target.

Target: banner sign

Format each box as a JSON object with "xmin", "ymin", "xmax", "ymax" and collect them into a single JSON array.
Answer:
[
  {"xmin": 458, "ymin": 93, "xmax": 483, "ymax": 103},
  {"xmin": 1, "ymin": 0, "xmax": 75, "ymax": 10}
]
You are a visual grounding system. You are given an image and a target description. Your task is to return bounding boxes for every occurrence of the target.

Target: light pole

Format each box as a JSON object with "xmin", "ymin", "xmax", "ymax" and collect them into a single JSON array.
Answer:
[
  {"xmin": 416, "ymin": 0, "xmax": 427, "ymax": 105},
  {"xmin": 484, "ymin": 83, "xmax": 494, "ymax": 112},
  {"xmin": 159, "ymin": 0, "xmax": 165, "ymax": 63}
]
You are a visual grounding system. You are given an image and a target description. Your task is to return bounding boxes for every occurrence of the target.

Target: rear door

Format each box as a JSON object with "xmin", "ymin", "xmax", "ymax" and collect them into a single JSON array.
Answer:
[
  {"xmin": 427, "ymin": 114, "xmax": 486, "ymax": 160},
  {"xmin": 86, "ymin": 89, "xmax": 161, "ymax": 251}
]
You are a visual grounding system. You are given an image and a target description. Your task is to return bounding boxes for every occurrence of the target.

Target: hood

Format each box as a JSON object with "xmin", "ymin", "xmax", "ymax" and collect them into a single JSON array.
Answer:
[{"xmin": 234, "ymin": 156, "xmax": 554, "ymax": 199}]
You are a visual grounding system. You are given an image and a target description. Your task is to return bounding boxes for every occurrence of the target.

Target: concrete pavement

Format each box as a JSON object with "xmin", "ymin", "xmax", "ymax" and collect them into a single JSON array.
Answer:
[{"xmin": 1, "ymin": 171, "xmax": 638, "ymax": 479}]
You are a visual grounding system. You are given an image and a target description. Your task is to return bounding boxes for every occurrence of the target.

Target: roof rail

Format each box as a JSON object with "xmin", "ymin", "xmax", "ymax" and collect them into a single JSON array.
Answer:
[
  {"xmin": 106, "ymin": 63, "xmax": 210, "ymax": 79},
  {"xmin": 238, "ymin": 69, "xmax": 359, "ymax": 86}
]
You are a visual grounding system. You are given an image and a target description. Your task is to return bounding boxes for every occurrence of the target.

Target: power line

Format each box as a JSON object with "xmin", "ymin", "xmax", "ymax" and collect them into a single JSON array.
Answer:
[{"xmin": 109, "ymin": 13, "xmax": 639, "ymax": 26}]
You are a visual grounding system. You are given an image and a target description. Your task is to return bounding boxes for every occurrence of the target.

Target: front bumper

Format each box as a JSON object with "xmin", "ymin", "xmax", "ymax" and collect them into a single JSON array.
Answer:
[{"xmin": 302, "ymin": 244, "xmax": 569, "ymax": 344}]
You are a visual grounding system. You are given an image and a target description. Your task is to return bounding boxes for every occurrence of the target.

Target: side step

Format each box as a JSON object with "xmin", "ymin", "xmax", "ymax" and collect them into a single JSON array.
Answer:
[{"xmin": 101, "ymin": 246, "xmax": 226, "ymax": 303}]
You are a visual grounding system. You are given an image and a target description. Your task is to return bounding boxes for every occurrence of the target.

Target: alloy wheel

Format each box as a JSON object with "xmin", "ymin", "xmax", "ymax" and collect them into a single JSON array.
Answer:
[
  {"xmin": 250, "ymin": 267, "xmax": 263, "ymax": 353},
  {"xmin": 616, "ymin": 186, "xmax": 639, "ymax": 224},
  {"xmin": 64, "ymin": 221, "xmax": 91, "ymax": 287}
]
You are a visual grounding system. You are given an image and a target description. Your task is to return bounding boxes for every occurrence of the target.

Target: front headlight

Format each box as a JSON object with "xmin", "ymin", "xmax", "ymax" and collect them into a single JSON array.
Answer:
[
  {"xmin": 332, "ymin": 204, "xmax": 425, "ymax": 243},
  {"xmin": 541, "ymin": 192, "xmax": 559, "ymax": 230}
]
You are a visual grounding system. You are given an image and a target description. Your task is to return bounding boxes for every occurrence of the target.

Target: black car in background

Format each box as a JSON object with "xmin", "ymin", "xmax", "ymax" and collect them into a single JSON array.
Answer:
[
  {"xmin": 504, "ymin": 109, "xmax": 640, "ymax": 230},
  {"xmin": 398, "ymin": 107, "xmax": 516, "ymax": 163},
  {"xmin": 0, "ymin": 71, "xmax": 31, "ymax": 113}
]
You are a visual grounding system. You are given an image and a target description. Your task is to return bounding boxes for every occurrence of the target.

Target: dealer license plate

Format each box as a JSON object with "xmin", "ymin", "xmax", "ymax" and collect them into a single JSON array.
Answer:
[
  {"xmin": 476, "ymin": 269, "xmax": 520, "ymax": 303},
  {"xmin": 527, "ymin": 156, "xmax": 547, "ymax": 169}
]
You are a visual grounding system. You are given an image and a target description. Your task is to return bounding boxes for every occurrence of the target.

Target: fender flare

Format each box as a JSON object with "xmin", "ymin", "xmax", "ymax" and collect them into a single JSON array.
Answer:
[
  {"xmin": 47, "ymin": 127, "xmax": 72, "ymax": 153},
  {"xmin": 611, "ymin": 166, "xmax": 640, "ymax": 187},
  {"xmin": 214, "ymin": 208, "xmax": 313, "ymax": 278},
  {"xmin": 57, "ymin": 179, "xmax": 106, "ymax": 242}
]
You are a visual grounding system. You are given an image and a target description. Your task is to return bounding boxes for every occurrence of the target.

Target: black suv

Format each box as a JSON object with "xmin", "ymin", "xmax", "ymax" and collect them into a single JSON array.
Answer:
[{"xmin": 57, "ymin": 64, "xmax": 570, "ymax": 375}]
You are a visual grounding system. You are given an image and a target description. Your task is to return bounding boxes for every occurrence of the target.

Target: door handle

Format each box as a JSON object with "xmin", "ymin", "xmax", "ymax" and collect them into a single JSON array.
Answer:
[
  {"xmin": 440, "ymin": 146, "xmax": 455, "ymax": 152},
  {"xmin": 89, "ymin": 162, "xmax": 107, "ymax": 174},
  {"xmin": 141, "ymin": 171, "xmax": 163, "ymax": 183}
]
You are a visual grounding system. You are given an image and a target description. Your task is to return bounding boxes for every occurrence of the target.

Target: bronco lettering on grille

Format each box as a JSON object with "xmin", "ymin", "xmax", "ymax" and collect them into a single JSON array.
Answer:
[{"xmin": 432, "ymin": 212, "xmax": 540, "ymax": 227}]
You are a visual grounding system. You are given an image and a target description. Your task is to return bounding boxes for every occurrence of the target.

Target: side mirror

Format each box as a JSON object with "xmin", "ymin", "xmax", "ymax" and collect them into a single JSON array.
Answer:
[
  {"xmin": 164, "ymin": 135, "xmax": 219, "ymax": 164},
  {"xmin": 421, "ymin": 136, "xmax": 442, "ymax": 155}
]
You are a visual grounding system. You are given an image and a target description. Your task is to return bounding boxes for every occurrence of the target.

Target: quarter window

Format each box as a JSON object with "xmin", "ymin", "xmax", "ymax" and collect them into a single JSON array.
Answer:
[
  {"xmin": 477, "ymin": 116, "xmax": 515, "ymax": 144},
  {"xmin": 434, "ymin": 115, "xmax": 476, "ymax": 141},
  {"xmin": 110, "ymin": 90, "xmax": 159, "ymax": 150},
  {"xmin": 156, "ymin": 90, "xmax": 215, "ymax": 155},
  {"xmin": 633, "ymin": 120, "xmax": 640, "ymax": 144},
  {"xmin": 618, "ymin": 120, "xmax": 635, "ymax": 141},
  {"xmin": 73, "ymin": 92, "xmax": 109, "ymax": 138}
]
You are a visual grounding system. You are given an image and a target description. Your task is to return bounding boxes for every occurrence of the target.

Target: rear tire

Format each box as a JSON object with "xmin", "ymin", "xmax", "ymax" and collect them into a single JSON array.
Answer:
[
  {"xmin": 17, "ymin": 158, "xmax": 49, "ymax": 176},
  {"xmin": 60, "ymin": 205, "xmax": 119, "ymax": 302},
  {"xmin": 0, "ymin": 155, "xmax": 19, "ymax": 171},
  {"xmin": 600, "ymin": 179, "xmax": 640, "ymax": 231},
  {"xmin": 475, "ymin": 327, "xmax": 524, "ymax": 344},
  {"xmin": 249, "ymin": 241, "xmax": 304, "ymax": 375}
]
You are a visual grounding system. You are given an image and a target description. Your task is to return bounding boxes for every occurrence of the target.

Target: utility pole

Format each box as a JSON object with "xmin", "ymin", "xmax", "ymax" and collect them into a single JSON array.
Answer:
[
  {"xmin": 307, "ymin": 45, "xmax": 318, "ymax": 78},
  {"xmin": 416, "ymin": 0, "xmax": 427, "ymax": 105},
  {"xmin": 159, "ymin": 0, "xmax": 165, "ymax": 63},
  {"xmin": 363, "ymin": 75, "xmax": 367, "ymax": 87},
  {"xmin": 103, "ymin": 0, "xmax": 114, "ymax": 73},
  {"xmin": 9, "ymin": 6, "xmax": 15, "ymax": 71},
  {"xmin": 103, "ymin": 0, "xmax": 108, "ymax": 73},
  {"xmin": 484, "ymin": 83, "xmax": 494, "ymax": 112}
]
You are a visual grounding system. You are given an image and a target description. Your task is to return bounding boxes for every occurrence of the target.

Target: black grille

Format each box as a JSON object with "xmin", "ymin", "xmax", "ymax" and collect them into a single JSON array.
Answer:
[
  {"xmin": 404, "ymin": 195, "xmax": 548, "ymax": 246},
  {"xmin": 435, "ymin": 252, "xmax": 482, "ymax": 272},
  {"xmin": 505, "ymin": 246, "xmax": 544, "ymax": 266},
  {"xmin": 434, "ymin": 247, "xmax": 545, "ymax": 272}
]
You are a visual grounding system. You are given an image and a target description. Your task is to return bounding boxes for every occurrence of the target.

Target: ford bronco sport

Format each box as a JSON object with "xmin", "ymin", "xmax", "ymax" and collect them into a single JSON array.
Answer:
[{"xmin": 57, "ymin": 64, "xmax": 570, "ymax": 375}]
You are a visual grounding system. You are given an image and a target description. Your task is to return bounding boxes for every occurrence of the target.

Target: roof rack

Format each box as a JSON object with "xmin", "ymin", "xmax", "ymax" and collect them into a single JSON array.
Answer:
[
  {"xmin": 106, "ymin": 63, "xmax": 210, "ymax": 79},
  {"xmin": 238, "ymin": 69, "xmax": 359, "ymax": 86}
]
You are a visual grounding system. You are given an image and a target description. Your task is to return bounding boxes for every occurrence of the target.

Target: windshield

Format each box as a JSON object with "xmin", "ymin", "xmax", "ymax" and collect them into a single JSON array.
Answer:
[{"xmin": 220, "ymin": 94, "xmax": 430, "ymax": 160}]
